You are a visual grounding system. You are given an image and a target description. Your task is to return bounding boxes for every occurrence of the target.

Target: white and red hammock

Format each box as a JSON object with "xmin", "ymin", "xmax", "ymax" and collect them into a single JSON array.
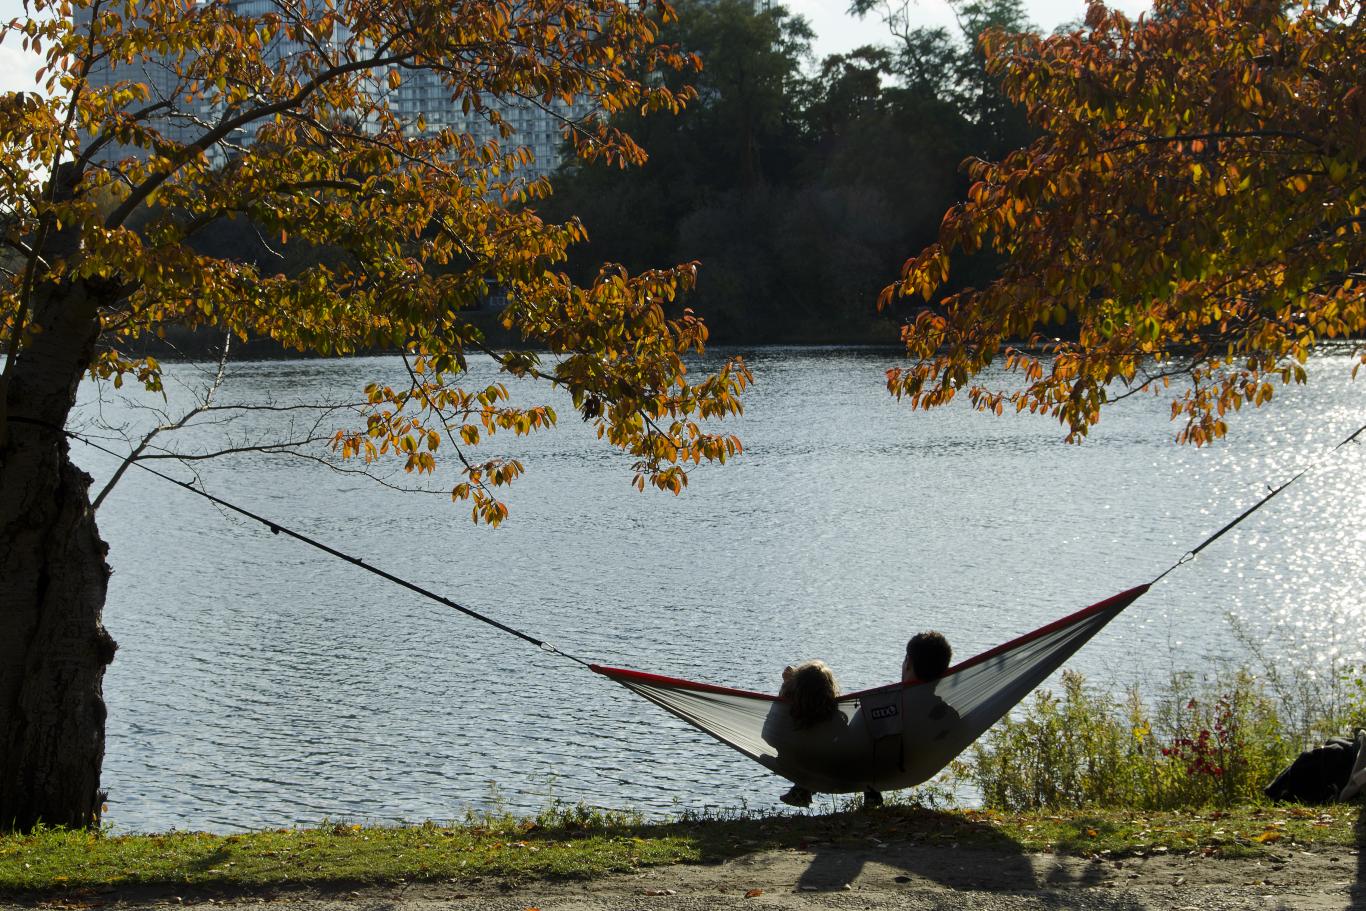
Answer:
[{"xmin": 591, "ymin": 585, "xmax": 1149, "ymax": 794}]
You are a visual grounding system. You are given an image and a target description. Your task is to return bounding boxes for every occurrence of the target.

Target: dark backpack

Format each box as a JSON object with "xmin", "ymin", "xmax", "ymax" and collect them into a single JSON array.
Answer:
[{"xmin": 1264, "ymin": 737, "xmax": 1360, "ymax": 804}]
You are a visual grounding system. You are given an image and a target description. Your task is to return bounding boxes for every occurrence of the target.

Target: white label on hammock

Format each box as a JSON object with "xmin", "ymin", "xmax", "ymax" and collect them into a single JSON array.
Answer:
[{"xmin": 861, "ymin": 690, "xmax": 904, "ymax": 739}]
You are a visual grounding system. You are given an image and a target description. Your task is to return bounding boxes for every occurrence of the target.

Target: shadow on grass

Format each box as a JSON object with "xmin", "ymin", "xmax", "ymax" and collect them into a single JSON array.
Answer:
[
  {"xmin": 515, "ymin": 804, "xmax": 1027, "ymax": 862},
  {"xmin": 183, "ymin": 845, "xmax": 233, "ymax": 874}
]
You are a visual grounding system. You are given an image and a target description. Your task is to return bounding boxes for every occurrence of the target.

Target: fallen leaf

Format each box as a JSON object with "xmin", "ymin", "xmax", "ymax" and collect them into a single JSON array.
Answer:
[
  {"xmin": 745, "ymin": 888, "xmax": 764, "ymax": 898},
  {"xmin": 1254, "ymin": 831, "xmax": 1283, "ymax": 844}
]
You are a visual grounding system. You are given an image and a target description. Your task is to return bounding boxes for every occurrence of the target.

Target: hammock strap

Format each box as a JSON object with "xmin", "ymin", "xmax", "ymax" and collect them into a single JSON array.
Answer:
[
  {"xmin": 68, "ymin": 429, "xmax": 595, "ymax": 669},
  {"xmin": 1150, "ymin": 421, "xmax": 1366, "ymax": 584}
]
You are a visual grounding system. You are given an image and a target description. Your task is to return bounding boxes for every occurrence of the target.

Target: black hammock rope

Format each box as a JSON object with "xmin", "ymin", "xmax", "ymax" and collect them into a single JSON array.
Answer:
[
  {"xmin": 29, "ymin": 417, "xmax": 1366, "ymax": 668},
  {"xmin": 56, "ymin": 427, "xmax": 595, "ymax": 668}
]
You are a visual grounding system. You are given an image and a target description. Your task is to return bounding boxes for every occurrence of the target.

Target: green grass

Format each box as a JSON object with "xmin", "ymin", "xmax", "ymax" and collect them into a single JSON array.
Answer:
[{"xmin": 2, "ymin": 802, "xmax": 1361, "ymax": 898}]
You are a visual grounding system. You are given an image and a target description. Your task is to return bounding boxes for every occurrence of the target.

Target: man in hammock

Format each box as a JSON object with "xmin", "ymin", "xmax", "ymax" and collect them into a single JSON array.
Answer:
[
  {"xmin": 903, "ymin": 631, "xmax": 952, "ymax": 684},
  {"xmin": 861, "ymin": 631, "xmax": 956, "ymax": 808}
]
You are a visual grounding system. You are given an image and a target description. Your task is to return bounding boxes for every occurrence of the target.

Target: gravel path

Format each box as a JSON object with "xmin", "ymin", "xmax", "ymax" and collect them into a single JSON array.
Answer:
[{"xmin": 69, "ymin": 841, "xmax": 1364, "ymax": 911}]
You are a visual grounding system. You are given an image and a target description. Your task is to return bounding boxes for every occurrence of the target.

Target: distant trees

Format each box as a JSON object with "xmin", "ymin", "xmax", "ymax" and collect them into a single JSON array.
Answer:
[
  {"xmin": 849, "ymin": 0, "xmax": 1034, "ymax": 158},
  {"xmin": 549, "ymin": 0, "xmax": 1034, "ymax": 343}
]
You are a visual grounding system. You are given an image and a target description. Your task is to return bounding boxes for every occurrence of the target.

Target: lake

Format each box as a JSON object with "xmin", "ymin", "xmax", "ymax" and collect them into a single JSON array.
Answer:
[{"xmin": 72, "ymin": 347, "xmax": 1366, "ymax": 832}]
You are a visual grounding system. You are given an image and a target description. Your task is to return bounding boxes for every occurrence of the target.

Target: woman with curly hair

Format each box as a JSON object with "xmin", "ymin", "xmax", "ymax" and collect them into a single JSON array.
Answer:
[{"xmin": 777, "ymin": 660, "xmax": 840, "ymax": 807}]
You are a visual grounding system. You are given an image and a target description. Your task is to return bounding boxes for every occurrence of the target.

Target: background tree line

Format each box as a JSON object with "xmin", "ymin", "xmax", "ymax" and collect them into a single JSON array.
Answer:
[{"xmin": 543, "ymin": 0, "xmax": 1035, "ymax": 344}]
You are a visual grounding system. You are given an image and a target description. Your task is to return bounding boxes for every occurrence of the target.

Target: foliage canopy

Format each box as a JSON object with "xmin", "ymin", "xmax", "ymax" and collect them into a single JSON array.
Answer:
[
  {"xmin": 549, "ymin": 0, "xmax": 1031, "ymax": 342},
  {"xmin": 1, "ymin": 0, "xmax": 750, "ymax": 522},
  {"xmin": 885, "ymin": 0, "xmax": 1366, "ymax": 443}
]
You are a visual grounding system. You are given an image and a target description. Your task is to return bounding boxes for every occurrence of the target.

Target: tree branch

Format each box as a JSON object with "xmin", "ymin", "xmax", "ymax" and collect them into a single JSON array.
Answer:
[
  {"xmin": 1099, "ymin": 128, "xmax": 1327, "ymax": 156},
  {"xmin": 92, "ymin": 333, "xmax": 232, "ymax": 510},
  {"xmin": 105, "ymin": 38, "xmax": 414, "ymax": 229}
]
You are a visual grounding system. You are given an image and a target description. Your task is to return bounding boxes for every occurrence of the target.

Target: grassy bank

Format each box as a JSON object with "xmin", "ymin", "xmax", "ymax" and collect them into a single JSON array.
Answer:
[{"xmin": 2, "ymin": 803, "xmax": 1361, "ymax": 898}]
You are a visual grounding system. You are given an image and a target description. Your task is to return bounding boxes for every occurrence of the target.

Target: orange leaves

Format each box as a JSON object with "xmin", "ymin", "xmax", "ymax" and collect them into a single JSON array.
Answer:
[{"xmin": 875, "ymin": 0, "xmax": 1366, "ymax": 445}]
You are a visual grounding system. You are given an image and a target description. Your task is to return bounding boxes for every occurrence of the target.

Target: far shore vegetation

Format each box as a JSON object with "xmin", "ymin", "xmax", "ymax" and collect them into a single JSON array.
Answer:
[{"xmin": 5, "ymin": 662, "xmax": 1364, "ymax": 898}]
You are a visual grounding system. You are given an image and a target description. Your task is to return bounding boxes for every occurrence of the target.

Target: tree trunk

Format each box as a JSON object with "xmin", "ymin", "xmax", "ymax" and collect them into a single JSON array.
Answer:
[{"xmin": 0, "ymin": 188, "xmax": 117, "ymax": 830}]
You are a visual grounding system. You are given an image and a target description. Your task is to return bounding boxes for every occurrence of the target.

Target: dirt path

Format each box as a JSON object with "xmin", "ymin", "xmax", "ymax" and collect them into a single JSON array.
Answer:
[{"xmin": 61, "ymin": 841, "xmax": 1364, "ymax": 911}]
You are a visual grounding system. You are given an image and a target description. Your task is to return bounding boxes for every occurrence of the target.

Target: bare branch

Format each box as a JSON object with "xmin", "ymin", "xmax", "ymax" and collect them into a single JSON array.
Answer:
[
  {"xmin": 129, "ymin": 435, "xmax": 338, "ymax": 461},
  {"xmin": 92, "ymin": 333, "xmax": 233, "ymax": 510}
]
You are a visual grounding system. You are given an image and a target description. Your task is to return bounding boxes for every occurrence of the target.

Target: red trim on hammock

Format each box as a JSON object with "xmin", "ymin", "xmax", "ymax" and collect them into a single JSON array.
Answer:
[
  {"xmin": 590, "ymin": 665, "xmax": 778, "ymax": 701},
  {"xmin": 839, "ymin": 583, "xmax": 1150, "ymax": 699},
  {"xmin": 593, "ymin": 583, "xmax": 1150, "ymax": 704},
  {"xmin": 948, "ymin": 583, "xmax": 1150, "ymax": 673}
]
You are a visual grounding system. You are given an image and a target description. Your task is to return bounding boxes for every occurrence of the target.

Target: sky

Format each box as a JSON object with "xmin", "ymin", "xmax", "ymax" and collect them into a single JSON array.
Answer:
[
  {"xmin": 785, "ymin": 0, "xmax": 1149, "ymax": 55},
  {"xmin": 0, "ymin": 0, "xmax": 1153, "ymax": 96}
]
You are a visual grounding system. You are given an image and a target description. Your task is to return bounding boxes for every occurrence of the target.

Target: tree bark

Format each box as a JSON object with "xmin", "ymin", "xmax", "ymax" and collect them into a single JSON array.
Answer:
[{"xmin": 0, "ymin": 172, "xmax": 117, "ymax": 830}]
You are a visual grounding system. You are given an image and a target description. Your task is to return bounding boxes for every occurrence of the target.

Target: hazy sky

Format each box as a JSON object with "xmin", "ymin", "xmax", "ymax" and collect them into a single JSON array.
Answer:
[{"xmin": 0, "ymin": 0, "xmax": 1152, "ymax": 97}]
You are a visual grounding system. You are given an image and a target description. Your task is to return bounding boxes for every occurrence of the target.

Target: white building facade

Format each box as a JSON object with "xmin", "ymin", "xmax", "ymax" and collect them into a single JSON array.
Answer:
[{"xmin": 79, "ymin": 0, "xmax": 578, "ymax": 180}]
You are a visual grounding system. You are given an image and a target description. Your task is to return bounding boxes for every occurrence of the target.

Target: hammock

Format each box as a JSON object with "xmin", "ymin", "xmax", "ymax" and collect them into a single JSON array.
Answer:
[{"xmin": 591, "ymin": 584, "xmax": 1149, "ymax": 793}]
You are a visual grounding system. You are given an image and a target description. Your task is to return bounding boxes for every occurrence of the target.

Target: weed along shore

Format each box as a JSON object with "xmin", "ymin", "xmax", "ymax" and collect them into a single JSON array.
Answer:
[{"xmin": 2, "ymin": 804, "xmax": 1363, "ymax": 910}]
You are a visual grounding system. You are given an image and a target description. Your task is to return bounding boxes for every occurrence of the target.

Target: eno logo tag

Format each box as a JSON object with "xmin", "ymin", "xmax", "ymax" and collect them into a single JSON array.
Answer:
[{"xmin": 869, "ymin": 705, "xmax": 898, "ymax": 721}]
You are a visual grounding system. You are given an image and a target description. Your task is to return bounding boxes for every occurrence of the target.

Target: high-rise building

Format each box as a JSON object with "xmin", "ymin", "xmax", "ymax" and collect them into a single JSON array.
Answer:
[
  {"xmin": 393, "ymin": 68, "xmax": 580, "ymax": 181},
  {"xmin": 78, "ymin": 0, "xmax": 577, "ymax": 179}
]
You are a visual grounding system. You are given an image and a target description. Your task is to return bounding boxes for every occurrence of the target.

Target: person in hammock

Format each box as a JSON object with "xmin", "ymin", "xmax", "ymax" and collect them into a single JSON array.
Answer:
[
  {"xmin": 902, "ymin": 630, "xmax": 952, "ymax": 683},
  {"xmin": 860, "ymin": 631, "xmax": 957, "ymax": 809},
  {"xmin": 777, "ymin": 660, "xmax": 841, "ymax": 807}
]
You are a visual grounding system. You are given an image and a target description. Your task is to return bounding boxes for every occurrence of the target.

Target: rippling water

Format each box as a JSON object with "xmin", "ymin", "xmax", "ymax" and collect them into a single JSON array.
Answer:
[{"xmin": 72, "ymin": 347, "xmax": 1365, "ymax": 832}]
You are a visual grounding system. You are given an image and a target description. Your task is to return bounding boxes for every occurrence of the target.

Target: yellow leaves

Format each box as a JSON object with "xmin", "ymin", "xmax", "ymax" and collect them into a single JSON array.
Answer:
[
  {"xmin": 0, "ymin": 0, "xmax": 758, "ymax": 529},
  {"xmin": 404, "ymin": 451, "xmax": 436, "ymax": 474}
]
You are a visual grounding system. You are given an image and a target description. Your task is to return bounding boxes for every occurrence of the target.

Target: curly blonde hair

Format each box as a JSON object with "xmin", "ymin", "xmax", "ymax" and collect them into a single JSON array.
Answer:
[{"xmin": 781, "ymin": 660, "xmax": 841, "ymax": 728}]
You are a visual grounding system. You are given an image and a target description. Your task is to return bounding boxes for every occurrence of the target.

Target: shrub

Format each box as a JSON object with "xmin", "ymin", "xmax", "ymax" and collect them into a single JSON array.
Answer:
[{"xmin": 967, "ymin": 669, "xmax": 1304, "ymax": 811}]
